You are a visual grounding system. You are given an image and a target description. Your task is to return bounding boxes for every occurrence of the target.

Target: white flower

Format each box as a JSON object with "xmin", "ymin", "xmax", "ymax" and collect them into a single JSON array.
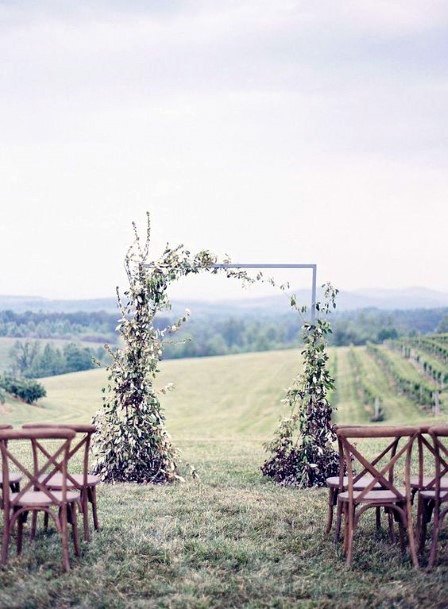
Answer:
[{"xmin": 171, "ymin": 325, "xmax": 177, "ymax": 332}]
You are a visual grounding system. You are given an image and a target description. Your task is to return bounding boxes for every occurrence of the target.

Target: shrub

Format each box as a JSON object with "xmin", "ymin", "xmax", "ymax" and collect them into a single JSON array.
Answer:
[{"xmin": 0, "ymin": 375, "xmax": 46, "ymax": 404}]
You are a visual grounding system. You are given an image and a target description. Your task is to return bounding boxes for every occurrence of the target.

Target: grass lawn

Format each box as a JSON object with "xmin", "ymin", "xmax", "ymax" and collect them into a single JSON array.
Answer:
[{"xmin": 0, "ymin": 349, "xmax": 447, "ymax": 608}]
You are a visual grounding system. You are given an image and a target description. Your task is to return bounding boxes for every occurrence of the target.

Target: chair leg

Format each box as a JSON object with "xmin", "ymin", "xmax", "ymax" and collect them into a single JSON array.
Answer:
[
  {"xmin": 416, "ymin": 495, "xmax": 422, "ymax": 549},
  {"xmin": 1, "ymin": 517, "xmax": 10, "ymax": 566},
  {"xmin": 428, "ymin": 507, "xmax": 440, "ymax": 569},
  {"xmin": 325, "ymin": 488, "xmax": 334, "ymax": 534},
  {"xmin": 70, "ymin": 503, "xmax": 80, "ymax": 557},
  {"xmin": 81, "ymin": 489, "xmax": 90, "ymax": 542},
  {"xmin": 335, "ymin": 501, "xmax": 343, "ymax": 542},
  {"xmin": 375, "ymin": 507, "xmax": 381, "ymax": 531},
  {"xmin": 417, "ymin": 496, "xmax": 428, "ymax": 555},
  {"xmin": 398, "ymin": 517, "xmax": 405, "ymax": 556},
  {"xmin": 406, "ymin": 509, "xmax": 419, "ymax": 570},
  {"xmin": 420, "ymin": 499, "xmax": 434, "ymax": 557},
  {"xmin": 345, "ymin": 506, "xmax": 355, "ymax": 567},
  {"xmin": 388, "ymin": 510, "xmax": 395, "ymax": 543},
  {"xmin": 30, "ymin": 511, "xmax": 38, "ymax": 541},
  {"xmin": 90, "ymin": 486, "xmax": 100, "ymax": 531},
  {"xmin": 17, "ymin": 513, "xmax": 24, "ymax": 555},
  {"xmin": 59, "ymin": 505, "xmax": 71, "ymax": 572},
  {"xmin": 342, "ymin": 504, "xmax": 349, "ymax": 555}
]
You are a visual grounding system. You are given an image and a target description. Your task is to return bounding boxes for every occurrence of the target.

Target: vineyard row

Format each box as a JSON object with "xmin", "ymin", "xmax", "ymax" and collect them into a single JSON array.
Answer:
[
  {"xmin": 366, "ymin": 344, "xmax": 441, "ymax": 413},
  {"xmin": 391, "ymin": 340, "xmax": 448, "ymax": 387},
  {"xmin": 347, "ymin": 348, "xmax": 384, "ymax": 421}
]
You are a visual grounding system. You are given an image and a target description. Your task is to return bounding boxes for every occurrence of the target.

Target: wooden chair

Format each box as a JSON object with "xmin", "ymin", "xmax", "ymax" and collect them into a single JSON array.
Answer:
[
  {"xmin": 326, "ymin": 425, "xmax": 381, "ymax": 536},
  {"xmin": 0, "ymin": 425, "xmax": 21, "ymax": 493},
  {"xmin": 336, "ymin": 425, "xmax": 419, "ymax": 568},
  {"xmin": 23, "ymin": 423, "xmax": 100, "ymax": 541},
  {"xmin": 0, "ymin": 427, "xmax": 80, "ymax": 572},
  {"xmin": 410, "ymin": 424, "xmax": 448, "ymax": 502},
  {"xmin": 417, "ymin": 425, "xmax": 448, "ymax": 568}
]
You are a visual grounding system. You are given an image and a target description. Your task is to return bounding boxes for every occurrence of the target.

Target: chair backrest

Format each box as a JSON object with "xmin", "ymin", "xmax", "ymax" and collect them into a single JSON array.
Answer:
[
  {"xmin": 22, "ymin": 423, "xmax": 96, "ymax": 488},
  {"xmin": 0, "ymin": 428, "xmax": 75, "ymax": 511},
  {"xmin": 409, "ymin": 424, "xmax": 438, "ymax": 489},
  {"xmin": 334, "ymin": 425, "xmax": 373, "ymax": 489},
  {"xmin": 0, "ymin": 425, "xmax": 13, "ymax": 496},
  {"xmin": 428, "ymin": 426, "xmax": 448, "ymax": 503},
  {"xmin": 336, "ymin": 425, "xmax": 420, "ymax": 503},
  {"xmin": 334, "ymin": 424, "xmax": 404, "ymax": 491}
]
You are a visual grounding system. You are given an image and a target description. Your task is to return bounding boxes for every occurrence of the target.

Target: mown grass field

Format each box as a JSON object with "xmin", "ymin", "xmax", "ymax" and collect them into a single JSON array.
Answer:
[{"xmin": 0, "ymin": 348, "xmax": 447, "ymax": 609}]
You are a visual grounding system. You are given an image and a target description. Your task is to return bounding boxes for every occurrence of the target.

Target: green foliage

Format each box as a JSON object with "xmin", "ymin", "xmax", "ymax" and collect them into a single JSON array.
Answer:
[
  {"xmin": 261, "ymin": 284, "xmax": 339, "ymax": 487},
  {"xmin": 8, "ymin": 340, "xmax": 103, "ymax": 378},
  {"xmin": 163, "ymin": 314, "xmax": 297, "ymax": 358},
  {"xmin": 0, "ymin": 309, "xmax": 118, "ymax": 342},
  {"xmin": 397, "ymin": 336, "xmax": 448, "ymax": 383},
  {"xmin": 8, "ymin": 339, "xmax": 40, "ymax": 375},
  {"xmin": 92, "ymin": 214, "xmax": 259, "ymax": 484},
  {"xmin": 367, "ymin": 344, "xmax": 439, "ymax": 410},
  {"xmin": 63, "ymin": 342, "xmax": 97, "ymax": 373},
  {"xmin": 377, "ymin": 327, "xmax": 398, "ymax": 342},
  {"xmin": 0, "ymin": 374, "xmax": 46, "ymax": 404},
  {"xmin": 2, "ymin": 302, "xmax": 445, "ymax": 358},
  {"xmin": 347, "ymin": 348, "xmax": 384, "ymax": 422},
  {"xmin": 331, "ymin": 307, "xmax": 448, "ymax": 346},
  {"xmin": 92, "ymin": 213, "xmax": 339, "ymax": 486}
]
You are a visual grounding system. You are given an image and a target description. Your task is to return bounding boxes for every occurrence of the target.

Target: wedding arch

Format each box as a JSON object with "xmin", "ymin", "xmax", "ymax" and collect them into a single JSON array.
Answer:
[{"xmin": 92, "ymin": 214, "xmax": 338, "ymax": 487}]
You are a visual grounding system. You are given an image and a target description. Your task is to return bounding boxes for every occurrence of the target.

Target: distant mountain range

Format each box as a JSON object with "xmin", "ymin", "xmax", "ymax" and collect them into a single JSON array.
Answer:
[{"xmin": 1, "ymin": 287, "xmax": 448, "ymax": 316}]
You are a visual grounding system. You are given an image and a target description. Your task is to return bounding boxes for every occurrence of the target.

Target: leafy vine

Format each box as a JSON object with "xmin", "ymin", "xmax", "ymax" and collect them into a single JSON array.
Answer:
[
  {"xmin": 261, "ymin": 284, "xmax": 339, "ymax": 487},
  {"xmin": 92, "ymin": 213, "xmax": 338, "ymax": 487},
  {"xmin": 92, "ymin": 214, "xmax": 260, "ymax": 483}
]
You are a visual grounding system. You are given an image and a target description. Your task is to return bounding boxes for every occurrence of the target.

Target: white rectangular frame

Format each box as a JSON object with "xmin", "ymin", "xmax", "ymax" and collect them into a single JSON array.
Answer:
[{"xmin": 211, "ymin": 263, "xmax": 317, "ymax": 322}]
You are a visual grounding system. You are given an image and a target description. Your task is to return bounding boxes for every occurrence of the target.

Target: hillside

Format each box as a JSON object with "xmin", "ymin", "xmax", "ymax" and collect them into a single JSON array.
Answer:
[
  {"xmin": 1, "ymin": 347, "xmax": 433, "ymax": 434},
  {"xmin": 0, "ymin": 350, "xmax": 300, "ymax": 436},
  {"xmin": 1, "ymin": 348, "xmax": 447, "ymax": 609},
  {"xmin": 2, "ymin": 286, "xmax": 448, "ymax": 314}
]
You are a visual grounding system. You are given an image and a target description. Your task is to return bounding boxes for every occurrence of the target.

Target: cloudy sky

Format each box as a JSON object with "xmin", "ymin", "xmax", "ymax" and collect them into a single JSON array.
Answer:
[{"xmin": 0, "ymin": 0, "xmax": 447, "ymax": 301}]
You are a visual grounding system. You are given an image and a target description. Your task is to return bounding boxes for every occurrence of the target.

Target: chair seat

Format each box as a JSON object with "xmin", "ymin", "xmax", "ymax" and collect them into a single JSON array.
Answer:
[
  {"xmin": 338, "ymin": 489, "xmax": 405, "ymax": 503},
  {"xmin": 38, "ymin": 473, "xmax": 100, "ymax": 489},
  {"xmin": 0, "ymin": 472, "xmax": 22, "ymax": 485},
  {"xmin": 420, "ymin": 489, "xmax": 448, "ymax": 501},
  {"xmin": 11, "ymin": 490, "xmax": 80, "ymax": 507},
  {"xmin": 410, "ymin": 475, "xmax": 448, "ymax": 489},
  {"xmin": 326, "ymin": 475, "xmax": 381, "ymax": 490}
]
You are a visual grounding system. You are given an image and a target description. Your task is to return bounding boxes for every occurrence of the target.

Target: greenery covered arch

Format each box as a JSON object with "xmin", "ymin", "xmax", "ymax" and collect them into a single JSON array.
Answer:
[{"xmin": 92, "ymin": 214, "xmax": 339, "ymax": 487}]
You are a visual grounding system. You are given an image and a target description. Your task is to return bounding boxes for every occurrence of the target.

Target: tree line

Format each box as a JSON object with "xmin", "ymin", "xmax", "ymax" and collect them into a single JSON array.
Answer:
[
  {"xmin": 0, "ymin": 310, "xmax": 118, "ymax": 342},
  {"xmin": 1, "ymin": 307, "xmax": 448, "ymax": 365},
  {"xmin": 8, "ymin": 340, "xmax": 107, "ymax": 378}
]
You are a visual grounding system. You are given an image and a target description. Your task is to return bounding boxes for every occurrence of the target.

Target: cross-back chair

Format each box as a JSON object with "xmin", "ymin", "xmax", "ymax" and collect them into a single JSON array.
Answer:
[
  {"xmin": 23, "ymin": 423, "xmax": 100, "ymax": 541},
  {"xmin": 410, "ymin": 424, "xmax": 448, "ymax": 502},
  {"xmin": 0, "ymin": 425, "xmax": 21, "ymax": 494},
  {"xmin": 326, "ymin": 425, "xmax": 382, "ymax": 537},
  {"xmin": 0, "ymin": 427, "xmax": 80, "ymax": 572},
  {"xmin": 418, "ymin": 425, "xmax": 448, "ymax": 568},
  {"xmin": 336, "ymin": 425, "xmax": 419, "ymax": 568}
]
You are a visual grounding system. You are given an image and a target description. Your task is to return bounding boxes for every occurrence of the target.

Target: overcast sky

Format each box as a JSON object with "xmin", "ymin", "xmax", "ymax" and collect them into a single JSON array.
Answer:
[{"xmin": 0, "ymin": 0, "xmax": 447, "ymax": 301}]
